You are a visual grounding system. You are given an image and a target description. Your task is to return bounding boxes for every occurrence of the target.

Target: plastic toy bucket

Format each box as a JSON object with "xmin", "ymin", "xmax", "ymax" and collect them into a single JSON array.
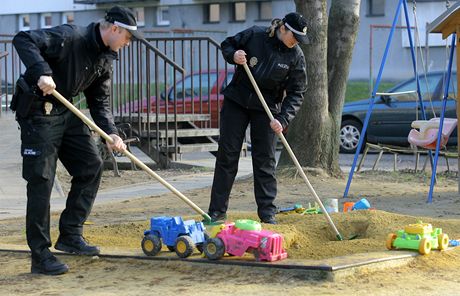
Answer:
[
  {"xmin": 343, "ymin": 202, "xmax": 354, "ymax": 212},
  {"xmin": 325, "ymin": 198, "xmax": 338, "ymax": 213},
  {"xmin": 352, "ymin": 198, "xmax": 370, "ymax": 210}
]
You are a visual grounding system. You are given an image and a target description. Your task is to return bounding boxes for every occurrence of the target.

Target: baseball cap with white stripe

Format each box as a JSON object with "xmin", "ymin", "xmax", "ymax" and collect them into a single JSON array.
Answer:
[
  {"xmin": 283, "ymin": 12, "xmax": 309, "ymax": 44},
  {"xmin": 105, "ymin": 6, "xmax": 144, "ymax": 40}
]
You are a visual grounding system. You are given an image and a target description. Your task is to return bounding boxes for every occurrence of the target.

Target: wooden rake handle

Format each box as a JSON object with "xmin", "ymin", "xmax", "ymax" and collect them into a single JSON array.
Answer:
[{"xmin": 51, "ymin": 90, "xmax": 211, "ymax": 222}]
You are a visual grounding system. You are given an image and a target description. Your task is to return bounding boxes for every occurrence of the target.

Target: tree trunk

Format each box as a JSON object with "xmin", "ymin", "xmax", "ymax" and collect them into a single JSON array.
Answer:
[{"xmin": 277, "ymin": 0, "xmax": 360, "ymax": 175}]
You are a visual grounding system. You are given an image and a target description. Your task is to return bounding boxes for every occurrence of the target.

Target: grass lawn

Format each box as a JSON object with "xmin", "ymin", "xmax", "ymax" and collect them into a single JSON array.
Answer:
[{"xmin": 345, "ymin": 80, "xmax": 397, "ymax": 103}]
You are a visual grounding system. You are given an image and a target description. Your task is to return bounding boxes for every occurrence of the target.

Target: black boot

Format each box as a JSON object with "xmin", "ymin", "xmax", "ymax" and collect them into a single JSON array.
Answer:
[
  {"xmin": 260, "ymin": 216, "xmax": 277, "ymax": 224},
  {"xmin": 55, "ymin": 235, "xmax": 100, "ymax": 256},
  {"xmin": 31, "ymin": 254, "xmax": 69, "ymax": 275},
  {"xmin": 206, "ymin": 211, "xmax": 227, "ymax": 223}
]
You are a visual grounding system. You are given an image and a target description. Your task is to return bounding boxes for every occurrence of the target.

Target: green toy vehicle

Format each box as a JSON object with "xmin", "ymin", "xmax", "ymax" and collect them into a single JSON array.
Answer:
[{"xmin": 386, "ymin": 222, "xmax": 449, "ymax": 255}]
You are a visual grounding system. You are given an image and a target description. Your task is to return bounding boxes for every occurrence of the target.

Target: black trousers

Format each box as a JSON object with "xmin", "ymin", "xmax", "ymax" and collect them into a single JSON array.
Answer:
[
  {"xmin": 18, "ymin": 110, "xmax": 103, "ymax": 260},
  {"xmin": 209, "ymin": 98, "xmax": 278, "ymax": 220}
]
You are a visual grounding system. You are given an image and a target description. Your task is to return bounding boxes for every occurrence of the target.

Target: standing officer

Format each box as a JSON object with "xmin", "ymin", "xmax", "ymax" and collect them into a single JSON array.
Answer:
[
  {"xmin": 12, "ymin": 6, "xmax": 142, "ymax": 275},
  {"xmin": 208, "ymin": 12, "xmax": 308, "ymax": 224}
]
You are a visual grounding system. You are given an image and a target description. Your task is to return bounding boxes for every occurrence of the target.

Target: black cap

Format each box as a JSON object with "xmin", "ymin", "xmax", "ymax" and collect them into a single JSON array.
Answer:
[
  {"xmin": 283, "ymin": 12, "xmax": 309, "ymax": 44},
  {"xmin": 105, "ymin": 6, "xmax": 143, "ymax": 40}
]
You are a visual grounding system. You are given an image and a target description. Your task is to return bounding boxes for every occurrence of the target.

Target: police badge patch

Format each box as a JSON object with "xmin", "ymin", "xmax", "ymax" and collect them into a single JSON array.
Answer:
[
  {"xmin": 249, "ymin": 57, "xmax": 258, "ymax": 67},
  {"xmin": 44, "ymin": 102, "xmax": 53, "ymax": 115}
]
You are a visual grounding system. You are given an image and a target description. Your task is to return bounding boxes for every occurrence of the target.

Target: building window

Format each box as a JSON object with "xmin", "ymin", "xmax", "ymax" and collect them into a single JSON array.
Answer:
[
  {"xmin": 367, "ymin": 0, "xmax": 385, "ymax": 17},
  {"xmin": 258, "ymin": 1, "xmax": 272, "ymax": 20},
  {"xmin": 232, "ymin": 2, "xmax": 246, "ymax": 22},
  {"xmin": 19, "ymin": 14, "xmax": 30, "ymax": 31},
  {"xmin": 206, "ymin": 4, "xmax": 220, "ymax": 23},
  {"xmin": 134, "ymin": 7, "xmax": 145, "ymax": 27},
  {"xmin": 62, "ymin": 12, "xmax": 74, "ymax": 25},
  {"xmin": 157, "ymin": 7, "xmax": 170, "ymax": 26},
  {"xmin": 41, "ymin": 13, "xmax": 52, "ymax": 28}
]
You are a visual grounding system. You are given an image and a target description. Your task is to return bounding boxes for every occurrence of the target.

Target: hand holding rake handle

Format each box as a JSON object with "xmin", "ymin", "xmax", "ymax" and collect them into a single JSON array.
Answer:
[
  {"xmin": 51, "ymin": 90, "xmax": 212, "ymax": 222},
  {"xmin": 242, "ymin": 63, "xmax": 343, "ymax": 241}
]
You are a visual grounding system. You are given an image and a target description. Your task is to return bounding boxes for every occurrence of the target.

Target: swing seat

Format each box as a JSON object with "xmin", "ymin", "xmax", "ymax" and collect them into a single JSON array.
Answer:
[{"xmin": 408, "ymin": 118, "xmax": 457, "ymax": 150}]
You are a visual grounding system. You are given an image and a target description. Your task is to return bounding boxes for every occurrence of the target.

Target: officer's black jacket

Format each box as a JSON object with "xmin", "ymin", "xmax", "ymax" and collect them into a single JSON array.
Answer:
[
  {"xmin": 221, "ymin": 26, "xmax": 307, "ymax": 128},
  {"xmin": 13, "ymin": 23, "xmax": 118, "ymax": 135}
]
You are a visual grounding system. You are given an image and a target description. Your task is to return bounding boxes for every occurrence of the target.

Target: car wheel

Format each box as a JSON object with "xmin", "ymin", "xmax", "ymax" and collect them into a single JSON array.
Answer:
[
  {"xmin": 340, "ymin": 119, "xmax": 363, "ymax": 153},
  {"xmin": 141, "ymin": 235, "xmax": 162, "ymax": 256}
]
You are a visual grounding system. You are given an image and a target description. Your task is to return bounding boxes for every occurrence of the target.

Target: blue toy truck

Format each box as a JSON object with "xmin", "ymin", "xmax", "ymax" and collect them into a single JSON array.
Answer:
[{"xmin": 141, "ymin": 216, "xmax": 206, "ymax": 258}]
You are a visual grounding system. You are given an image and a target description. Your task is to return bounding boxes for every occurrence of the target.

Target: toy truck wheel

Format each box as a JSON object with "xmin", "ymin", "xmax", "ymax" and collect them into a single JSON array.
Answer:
[
  {"xmin": 418, "ymin": 238, "xmax": 432, "ymax": 255},
  {"xmin": 175, "ymin": 236, "xmax": 194, "ymax": 258},
  {"xmin": 386, "ymin": 233, "xmax": 397, "ymax": 250},
  {"xmin": 438, "ymin": 233, "xmax": 449, "ymax": 250},
  {"xmin": 252, "ymin": 247, "xmax": 263, "ymax": 262},
  {"xmin": 196, "ymin": 233, "xmax": 209, "ymax": 254},
  {"xmin": 203, "ymin": 237, "xmax": 225, "ymax": 260},
  {"xmin": 141, "ymin": 235, "xmax": 162, "ymax": 256}
]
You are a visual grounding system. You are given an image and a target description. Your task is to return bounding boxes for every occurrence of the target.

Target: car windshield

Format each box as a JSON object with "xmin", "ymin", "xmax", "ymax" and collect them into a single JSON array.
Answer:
[
  {"xmin": 168, "ymin": 73, "xmax": 218, "ymax": 101},
  {"xmin": 388, "ymin": 73, "xmax": 457, "ymax": 102}
]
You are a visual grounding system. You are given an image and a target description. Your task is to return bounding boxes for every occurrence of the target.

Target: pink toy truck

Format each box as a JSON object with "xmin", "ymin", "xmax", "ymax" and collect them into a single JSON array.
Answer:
[{"xmin": 203, "ymin": 219, "xmax": 287, "ymax": 262}]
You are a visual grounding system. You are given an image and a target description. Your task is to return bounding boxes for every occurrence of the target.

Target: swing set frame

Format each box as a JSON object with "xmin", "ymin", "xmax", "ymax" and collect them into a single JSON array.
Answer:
[
  {"xmin": 428, "ymin": 1, "xmax": 460, "ymax": 197},
  {"xmin": 343, "ymin": 0, "xmax": 459, "ymax": 203}
]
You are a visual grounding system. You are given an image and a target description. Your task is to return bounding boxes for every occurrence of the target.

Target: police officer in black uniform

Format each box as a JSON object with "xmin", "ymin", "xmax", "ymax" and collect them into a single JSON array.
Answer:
[
  {"xmin": 208, "ymin": 12, "xmax": 308, "ymax": 224},
  {"xmin": 12, "ymin": 6, "xmax": 143, "ymax": 275}
]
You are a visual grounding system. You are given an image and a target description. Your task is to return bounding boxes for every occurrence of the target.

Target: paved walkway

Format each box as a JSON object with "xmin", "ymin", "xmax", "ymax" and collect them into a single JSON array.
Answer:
[
  {"xmin": 0, "ymin": 113, "xmax": 24, "ymax": 218},
  {"xmin": 0, "ymin": 113, "xmax": 253, "ymax": 220}
]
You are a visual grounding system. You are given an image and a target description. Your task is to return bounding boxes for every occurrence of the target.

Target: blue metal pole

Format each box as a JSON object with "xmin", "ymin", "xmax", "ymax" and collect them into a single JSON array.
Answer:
[
  {"xmin": 343, "ymin": 0, "xmax": 403, "ymax": 198},
  {"xmin": 427, "ymin": 34, "xmax": 456, "ymax": 203}
]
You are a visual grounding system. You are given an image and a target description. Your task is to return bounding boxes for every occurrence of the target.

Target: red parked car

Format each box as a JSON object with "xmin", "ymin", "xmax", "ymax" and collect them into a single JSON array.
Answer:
[{"xmin": 121, "ymin": 69, "xmax": 234, "ymax": 128}]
